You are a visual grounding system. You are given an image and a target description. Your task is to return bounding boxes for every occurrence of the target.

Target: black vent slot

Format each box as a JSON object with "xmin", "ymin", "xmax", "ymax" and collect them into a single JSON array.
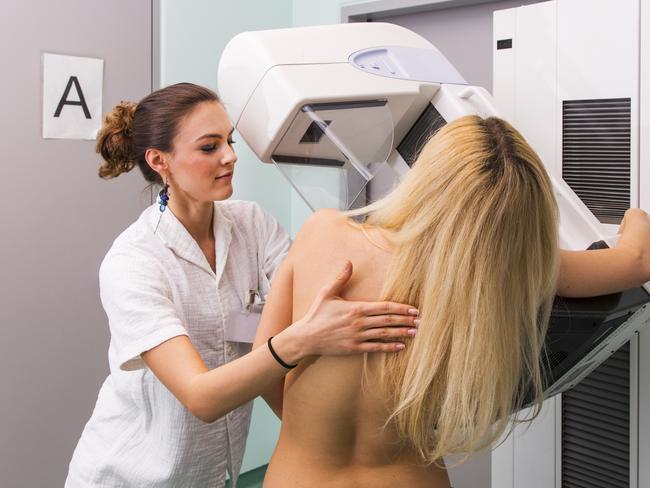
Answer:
[
  {"xmin": 397, "ymin": 103, "xmax": 447, "ymax": 167},
  {"xmin": 562, "ymin": 98, "xmax": 631, "ymax": 224},
  {"xmin": 562, "ymin": 341, "xmax": 630, "ymax": 487}
]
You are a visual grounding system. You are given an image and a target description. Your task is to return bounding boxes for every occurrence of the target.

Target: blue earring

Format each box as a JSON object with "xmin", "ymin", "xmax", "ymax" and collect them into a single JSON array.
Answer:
[{"xmin": 158, "ymin": 182, "xmax": 170, "ymax": 212}]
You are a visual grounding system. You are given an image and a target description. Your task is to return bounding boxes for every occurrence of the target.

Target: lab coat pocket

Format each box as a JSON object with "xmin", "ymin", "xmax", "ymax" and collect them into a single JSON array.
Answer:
[{"xmin": 224, "ymin": 309, "xmax": 262, "ymax": 343}]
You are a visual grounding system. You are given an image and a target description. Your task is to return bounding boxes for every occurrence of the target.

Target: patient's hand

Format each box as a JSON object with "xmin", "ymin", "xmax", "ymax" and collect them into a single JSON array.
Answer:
[
  {"xmin": 617, "ymin": 208, "xmax": 650, "ymax": 282},
  {"xmin": 558, "ymin": 208, "xmax": 650, "ymax": 297}
]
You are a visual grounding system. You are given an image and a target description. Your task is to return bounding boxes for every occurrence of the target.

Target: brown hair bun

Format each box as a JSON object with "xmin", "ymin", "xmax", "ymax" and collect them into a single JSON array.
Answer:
[
  {"xmin": 97, "ymin": 84, "xmax": 220, "ymax": 185},
  {"xmin": 97, "ymin": 101, "xmax": 137, "ymax": 179}
]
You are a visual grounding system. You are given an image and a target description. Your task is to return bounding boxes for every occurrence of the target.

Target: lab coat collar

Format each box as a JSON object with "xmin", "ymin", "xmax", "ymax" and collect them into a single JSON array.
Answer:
[
  {"xmin": 150, "ymin": 202, "xmax": 233, "ymax": 284},
  {"xmin": 213, "ymin": 203, "xmax": 233, "ymax": 287}
]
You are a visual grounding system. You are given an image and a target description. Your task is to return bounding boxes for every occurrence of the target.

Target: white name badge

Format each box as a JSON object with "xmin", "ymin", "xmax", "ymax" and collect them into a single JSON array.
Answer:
[{"xmin": 224, "ymin": 309, "xmax": 262, "ymax": 343}]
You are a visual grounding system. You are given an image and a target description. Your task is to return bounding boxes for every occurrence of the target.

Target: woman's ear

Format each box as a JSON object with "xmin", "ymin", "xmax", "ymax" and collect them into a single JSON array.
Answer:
[{"xmin": 145, "ymin": 148, "xmax": 168, "ymax": 176}]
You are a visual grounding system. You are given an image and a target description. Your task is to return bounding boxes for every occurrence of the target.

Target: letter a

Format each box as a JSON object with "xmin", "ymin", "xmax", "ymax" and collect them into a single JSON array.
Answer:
[{"xmin": 54, "ymin": 76, "xmax": 91, "ymax": 119}]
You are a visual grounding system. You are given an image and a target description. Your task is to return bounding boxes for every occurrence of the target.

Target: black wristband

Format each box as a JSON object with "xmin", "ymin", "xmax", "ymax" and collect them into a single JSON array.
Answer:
[{"xmin": 267, "ymin": 336, "xmax": 298, "ymax": 369}]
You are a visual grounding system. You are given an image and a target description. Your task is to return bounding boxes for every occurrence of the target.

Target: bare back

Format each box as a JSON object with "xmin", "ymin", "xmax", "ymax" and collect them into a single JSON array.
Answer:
[{"xmin": 263, "ymin": 210, "xmax": 450, "ymax": 487}]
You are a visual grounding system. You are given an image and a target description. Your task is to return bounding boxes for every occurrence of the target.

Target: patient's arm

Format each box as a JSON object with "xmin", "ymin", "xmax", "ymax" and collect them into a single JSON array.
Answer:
[
  {"xmin": 252, "ymin": 255, "xmax": 295, "ymax": 419},
  {"xmin": 559, "ymin": 248, "xmax": 647, "ymax": 297},
  {"xmin": 558, "ymin": 208, "xmax": 650, "ymax": 297}
]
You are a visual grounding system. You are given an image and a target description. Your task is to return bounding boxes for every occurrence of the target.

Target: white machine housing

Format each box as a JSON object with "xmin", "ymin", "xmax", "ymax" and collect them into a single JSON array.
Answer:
[
  {"xmin": 218, "ymin": 22, "xmax": 620, "ymax": 251},
  {"xmin": 219, "ymin": 23, "xmax": 467, "ymax": 163}
]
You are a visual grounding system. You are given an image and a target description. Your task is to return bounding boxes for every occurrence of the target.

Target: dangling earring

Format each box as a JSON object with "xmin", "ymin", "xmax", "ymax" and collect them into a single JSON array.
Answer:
[
  {"xmin": 154, "ymin": 180, "xmax": 169, "ymax": 235},
  {"xmin": 158, "ymin": 181, "xmax": 170, "ymax": 212}
]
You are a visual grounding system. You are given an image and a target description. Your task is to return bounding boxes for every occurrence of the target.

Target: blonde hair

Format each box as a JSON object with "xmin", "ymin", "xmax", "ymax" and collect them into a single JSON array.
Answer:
[{"xmin": 353, "ymin": 115, "xmax": 559, "ymax": 464}]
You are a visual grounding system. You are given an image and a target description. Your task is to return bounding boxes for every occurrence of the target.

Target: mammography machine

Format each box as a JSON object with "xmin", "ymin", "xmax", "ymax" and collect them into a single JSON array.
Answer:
[{"xmin": 217, "ymin": 22, "xmax": 650, "ymax": 402}]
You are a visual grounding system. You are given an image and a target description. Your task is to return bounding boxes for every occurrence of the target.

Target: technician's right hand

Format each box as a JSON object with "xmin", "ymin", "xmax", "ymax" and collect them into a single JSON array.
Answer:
[{"xmin": 288, "ymin": 260, "xmax": 419, "ymax": 356}]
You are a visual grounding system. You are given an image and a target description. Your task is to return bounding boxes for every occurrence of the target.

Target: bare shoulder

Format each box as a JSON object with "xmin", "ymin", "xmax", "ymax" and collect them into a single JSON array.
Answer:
[
  {"xmin": 305, "ymin": 207, "xmax": 348, "ymax": 227},
  {"xmin": 296, "ymin": 209, "xmax": 350, "ymax": 240},
  {"xmin": 291, "ymin": 209, "xmax": 355, "ymax": 257}
]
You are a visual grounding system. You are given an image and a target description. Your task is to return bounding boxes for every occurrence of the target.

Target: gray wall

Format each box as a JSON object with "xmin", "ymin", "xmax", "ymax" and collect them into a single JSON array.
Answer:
[{"xmin": 0, "ymin": 2, "xmax": 152, "ymax": 486}]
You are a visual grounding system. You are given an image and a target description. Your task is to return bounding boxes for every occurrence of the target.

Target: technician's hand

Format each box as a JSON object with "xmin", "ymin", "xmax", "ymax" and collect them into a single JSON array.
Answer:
[
  {"xmin": 290, "ymin": 261, "xmax": 419, "ymax": 356},
  {"xmin": 617, "ymin": 208, "xmax": 650, "ymax": 282}
]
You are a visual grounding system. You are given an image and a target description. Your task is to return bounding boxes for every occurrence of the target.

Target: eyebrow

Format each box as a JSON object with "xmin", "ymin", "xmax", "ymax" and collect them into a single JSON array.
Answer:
[{"xmin": 195, "ymin": 128, "xmax": 235, "ymax": 142}]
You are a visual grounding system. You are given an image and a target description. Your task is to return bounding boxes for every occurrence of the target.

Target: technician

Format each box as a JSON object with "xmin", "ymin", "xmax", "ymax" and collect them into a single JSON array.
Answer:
[{"xmin": 65, "ymin": 83, "xmax": 418, "ymax": 487}]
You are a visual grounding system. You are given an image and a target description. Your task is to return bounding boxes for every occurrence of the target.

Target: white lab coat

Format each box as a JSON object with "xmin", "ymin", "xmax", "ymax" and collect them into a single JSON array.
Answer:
[{"xmin": 65, "ymin": 200, "xmax": 291, "ymax": 487}]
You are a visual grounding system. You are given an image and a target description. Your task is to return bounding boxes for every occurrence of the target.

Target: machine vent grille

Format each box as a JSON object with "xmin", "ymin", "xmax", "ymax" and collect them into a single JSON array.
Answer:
[
  {"xmin": 562, "ymin": 341, "xmax": 630, "ymax": 488},
  {"xmin": 397, "ymin": 103, "xmax": 446, "ymax": 167},
  {"xmin": 562, "ymin": 98, "xmax": 631, "ymax": 224}
]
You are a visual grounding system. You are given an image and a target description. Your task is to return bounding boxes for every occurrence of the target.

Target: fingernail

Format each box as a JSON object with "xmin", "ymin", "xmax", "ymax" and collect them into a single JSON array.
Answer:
[
  {"xmin": 408, "ymin": 308, "xmax": 419, "ymax": 316},
  {"xmin": 396, "ymin": 343, "xmax": 405, "ymax": 350},
  {"xmin": 408, "ymin": 328, "xmax": 417, "ymax": 336},
  {"xmin": 413, "ymin": 319, "xmax": 421, "ymax": 326}
]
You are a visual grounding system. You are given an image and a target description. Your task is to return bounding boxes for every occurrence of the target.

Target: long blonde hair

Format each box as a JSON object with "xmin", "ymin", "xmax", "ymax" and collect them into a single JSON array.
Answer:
[{"xmin": 354, "ymin": 115, "xmax": 559, "ymax": 464}]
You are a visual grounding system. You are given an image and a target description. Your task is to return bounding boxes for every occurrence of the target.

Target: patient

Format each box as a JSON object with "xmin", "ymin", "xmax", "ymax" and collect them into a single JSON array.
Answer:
[{"xmin": 253, "ymin": 115, "xmax": 650, "ymax": 487}]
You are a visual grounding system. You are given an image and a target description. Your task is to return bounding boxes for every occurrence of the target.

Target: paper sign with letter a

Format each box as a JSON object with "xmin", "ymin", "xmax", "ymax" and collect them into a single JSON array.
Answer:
[{"xmin": 42, "ymin": 53, "xmax": 104, "ymax": 140}]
